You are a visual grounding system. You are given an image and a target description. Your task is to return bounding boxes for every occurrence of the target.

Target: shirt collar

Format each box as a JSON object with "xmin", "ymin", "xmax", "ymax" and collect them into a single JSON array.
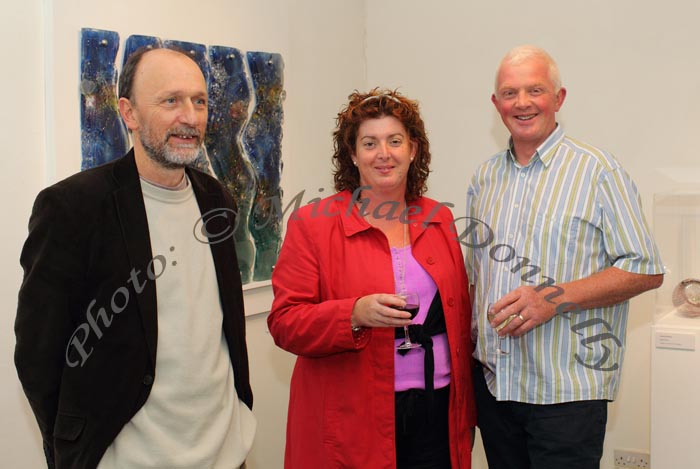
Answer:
[{"xmin": 507, "ymin": 124, "xmax": 565, "ymax": 168}]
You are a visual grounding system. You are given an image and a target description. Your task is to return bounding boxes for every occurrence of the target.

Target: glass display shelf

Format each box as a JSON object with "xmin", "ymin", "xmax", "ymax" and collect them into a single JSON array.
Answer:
[{"xmin": 653, "ymin": 192, "xmax": 700, "ymax": 323}]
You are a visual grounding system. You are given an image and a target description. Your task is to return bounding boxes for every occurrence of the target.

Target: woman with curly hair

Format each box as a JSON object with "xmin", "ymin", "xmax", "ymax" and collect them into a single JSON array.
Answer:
[{"xmin": 268, "ymin": 89, "xmax": 476, "ymax": 468}]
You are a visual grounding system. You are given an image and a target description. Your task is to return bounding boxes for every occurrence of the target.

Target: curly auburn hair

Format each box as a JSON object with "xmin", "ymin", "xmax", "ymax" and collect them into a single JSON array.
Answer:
[{"xmin": 332, "ymin": 88, "xmax": 431, "ymax": 201}]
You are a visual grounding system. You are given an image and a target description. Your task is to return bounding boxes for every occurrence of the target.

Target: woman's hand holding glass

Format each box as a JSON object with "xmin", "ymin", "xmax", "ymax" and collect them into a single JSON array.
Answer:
[{"xmin": 351, "ymin": 293, "xmax": 414, "ymax": 329}]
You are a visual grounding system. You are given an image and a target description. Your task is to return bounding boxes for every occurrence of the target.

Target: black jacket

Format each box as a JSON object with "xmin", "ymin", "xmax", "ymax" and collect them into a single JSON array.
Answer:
[{"xmin": 15, "ymin": 150, "xmax": 253, "ymax": 468}]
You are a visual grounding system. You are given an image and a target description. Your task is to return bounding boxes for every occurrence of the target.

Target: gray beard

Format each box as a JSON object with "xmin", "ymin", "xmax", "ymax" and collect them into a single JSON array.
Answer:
[{"xmin": 139, "ymin": 128, "xmax": 201, "ymax": 170}]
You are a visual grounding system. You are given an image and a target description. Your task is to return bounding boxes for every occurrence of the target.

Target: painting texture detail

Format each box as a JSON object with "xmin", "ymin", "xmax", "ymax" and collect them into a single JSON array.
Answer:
[
  {"xmin": 207, "ymin": 46, "xmax": 257, "ymax": 283},
  {"xmin": 80, "ymin": 29, "xmax": 129, "ymax": 171},
  {"xmin": 79, "ymin": 29, "xmax": 285, "ymax": 284},
  {"xmin": 245, "ymin": 52, "xmax": 285, "ymax": 281}
]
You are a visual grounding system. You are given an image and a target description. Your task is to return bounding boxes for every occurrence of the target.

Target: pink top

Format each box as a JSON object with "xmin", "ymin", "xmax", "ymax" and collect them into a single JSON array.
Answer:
[{"xmin": 392, "ymin": 244, "xmax": 451, "ymax": 392}]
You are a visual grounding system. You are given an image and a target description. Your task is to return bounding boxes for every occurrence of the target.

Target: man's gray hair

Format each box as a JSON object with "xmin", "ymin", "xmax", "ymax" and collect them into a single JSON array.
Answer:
[{"xmin": 495, "ymin": 45, "xmax": 562, "ymax": 93}]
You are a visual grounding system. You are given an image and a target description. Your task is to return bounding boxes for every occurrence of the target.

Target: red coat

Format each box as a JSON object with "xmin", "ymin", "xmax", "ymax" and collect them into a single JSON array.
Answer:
[{"xmin": 269, "ymin": 191, "xmax": 476, "ymax": 468}]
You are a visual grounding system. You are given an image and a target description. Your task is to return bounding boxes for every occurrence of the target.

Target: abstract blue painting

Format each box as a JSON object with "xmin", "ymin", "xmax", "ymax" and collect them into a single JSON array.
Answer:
[
  {"xmin": 80, "ymin": 29, "xmax": 129, "ymax": 170},
  {"xmin": 244, "ymin": 52, "xmax": 284, "ymax": 281},
  {"xmin": 206, "ymin": 46, "xmax": 257, "ymax": 283},
  {"xmin": 79, "ymin": 28, "xmax": 285, "ymax": 284}
]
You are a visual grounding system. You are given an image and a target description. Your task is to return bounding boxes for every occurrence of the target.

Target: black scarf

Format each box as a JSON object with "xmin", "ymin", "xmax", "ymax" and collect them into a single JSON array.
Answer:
[{"xmin": 395, "ymin": 290, "xmax": 447, "ymax": 417}]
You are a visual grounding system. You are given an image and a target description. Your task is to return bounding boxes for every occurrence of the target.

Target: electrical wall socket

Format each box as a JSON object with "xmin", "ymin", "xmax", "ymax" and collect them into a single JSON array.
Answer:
[{"xmin": 614, "ymin": 449, "xmax": 650, "ymax": 468}]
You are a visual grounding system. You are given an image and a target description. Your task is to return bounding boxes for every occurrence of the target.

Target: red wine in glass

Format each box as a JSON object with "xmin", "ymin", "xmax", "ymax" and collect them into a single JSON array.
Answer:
[
  {"xmin": 403, "ymin": 304, "xmax": 419, "ymax": 319},
  {"xmin": 397, "ymin": 292, "xmax": 421, "ymax": 350}
]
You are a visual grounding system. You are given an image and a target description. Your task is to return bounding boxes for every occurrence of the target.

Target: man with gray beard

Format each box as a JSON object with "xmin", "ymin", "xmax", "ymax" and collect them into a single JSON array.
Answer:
[{"xmin": 15, "ymin": 47, "xmax": 255, "ymax": 469}]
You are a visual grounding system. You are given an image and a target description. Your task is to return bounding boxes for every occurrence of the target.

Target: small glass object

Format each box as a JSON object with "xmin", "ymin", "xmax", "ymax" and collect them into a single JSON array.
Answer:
[
  {"xmin": 487, "ymin": 303, "xmax": 517, "ymax": 355},
  {"xmin": 673, "ymin": 279, "xmax": 700, "ymax": 317}
]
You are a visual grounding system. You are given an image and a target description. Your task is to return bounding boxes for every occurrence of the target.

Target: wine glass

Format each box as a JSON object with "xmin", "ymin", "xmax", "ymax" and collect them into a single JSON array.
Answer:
[
  {"xmin": 397, "ymin": 291, "xmax": 421, "ymax": 350},
  {"xmin": 487, "ymin": 303, "xmax": 516, "ymax": 355}
]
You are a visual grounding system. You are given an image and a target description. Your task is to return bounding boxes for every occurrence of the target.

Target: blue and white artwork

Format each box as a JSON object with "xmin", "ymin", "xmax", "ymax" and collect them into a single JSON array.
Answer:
[{"xmin": 79, "ymin": 28, "xmax": 285, "ymax": 284}]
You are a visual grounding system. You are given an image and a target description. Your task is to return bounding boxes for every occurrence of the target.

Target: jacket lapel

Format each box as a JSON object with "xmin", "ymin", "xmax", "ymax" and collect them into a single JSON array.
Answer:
[
  {"xmin": 110, "ymin": 151, "xmax": 159, "ymax": 364},
  {"xmin": 187, "ymin": 168, "xmax": 243, "ymax": 323},
  {"xmin": 187, "ymin": 168, "xmax": 233, "ymax": 282}
]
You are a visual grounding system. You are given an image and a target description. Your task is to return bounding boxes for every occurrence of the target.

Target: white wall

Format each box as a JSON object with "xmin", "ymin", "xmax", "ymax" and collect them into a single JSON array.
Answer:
[
  {"xmin": 0, "ymin": 1, "xmax": 365, "ymax": 468},
  {"xmin": 1, "ymin": 1, "xmax": 47, "ymax": 467},
  {"xmin": 365, "ymin": 1, "xmax": 700, "ymax": 468}
]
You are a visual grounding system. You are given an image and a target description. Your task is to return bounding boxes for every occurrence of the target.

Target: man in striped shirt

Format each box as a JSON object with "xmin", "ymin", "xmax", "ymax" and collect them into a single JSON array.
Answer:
[{"xmin": 466, "ymin": 45, "xmax": 664, "ymax": 469}]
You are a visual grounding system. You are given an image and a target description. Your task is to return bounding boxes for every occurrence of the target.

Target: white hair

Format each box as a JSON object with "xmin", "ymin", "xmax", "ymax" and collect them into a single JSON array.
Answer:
[{"xmin": 495, "ymin": 45, "xmax": 562, "ymax": 93}]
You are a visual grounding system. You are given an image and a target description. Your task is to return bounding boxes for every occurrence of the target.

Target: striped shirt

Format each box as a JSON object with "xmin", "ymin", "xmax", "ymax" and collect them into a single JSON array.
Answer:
[{"xmin": 466, "ymin": 125, "xmax": 663, "ymax": 404}]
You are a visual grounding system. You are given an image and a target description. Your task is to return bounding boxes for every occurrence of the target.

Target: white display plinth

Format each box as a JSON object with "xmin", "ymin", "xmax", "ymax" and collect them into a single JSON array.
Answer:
[
  {"xmin": 650, "ymin": 192, "xmax": 700, "ymax": 469},
  {"xmin": 651, "ymin": 311, "xmax": 700, "ymax": 468}
]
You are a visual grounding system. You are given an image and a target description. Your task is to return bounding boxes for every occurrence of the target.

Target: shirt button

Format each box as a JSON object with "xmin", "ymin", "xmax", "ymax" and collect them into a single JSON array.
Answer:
[
  {"xmin": 447, "ymin": 297, "xmax": 455, "ymax": 307},
  {"xmin": 520, "ymin": 173, "xmax": 526, "ymax": 178},
  {"xmin": 143, "ymin": 375, "xmax": 154, "ymax": 386},
  {"xmin": 426, "ymin": 257, "xmax": 435, "ymax": 265}
]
